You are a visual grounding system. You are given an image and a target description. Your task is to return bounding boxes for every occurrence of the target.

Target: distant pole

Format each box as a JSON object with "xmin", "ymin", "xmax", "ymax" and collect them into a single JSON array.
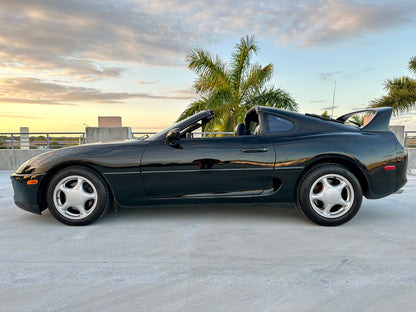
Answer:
[{"xmin": 331, "ymin": 81, "xmax": 336, "ymax": 118}]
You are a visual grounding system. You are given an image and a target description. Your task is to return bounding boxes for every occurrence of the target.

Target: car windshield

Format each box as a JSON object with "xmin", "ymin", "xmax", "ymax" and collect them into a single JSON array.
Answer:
[
  {"xmin": 148, "ymin": 111, "xmax": 212, "ymax": 141},
  {"xmin": 148, "ymin": 120, "xmax": 188, "ymax": 141}
]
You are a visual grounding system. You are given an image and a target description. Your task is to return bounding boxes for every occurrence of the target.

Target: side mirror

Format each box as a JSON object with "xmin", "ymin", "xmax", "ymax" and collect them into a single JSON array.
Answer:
[{"xmin": 165, "ymin": 128, "xmax": 182, "ymax": 149}]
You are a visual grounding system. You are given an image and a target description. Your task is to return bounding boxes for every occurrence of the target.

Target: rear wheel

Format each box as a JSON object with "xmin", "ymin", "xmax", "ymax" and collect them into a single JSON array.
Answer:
[
  {"xmin": 296, "ymin": 163, "xmax": 362, "ymax": 226},
  {"xmin": 47, "ymin": 167, "xmax": 110, "ymax": 226}
]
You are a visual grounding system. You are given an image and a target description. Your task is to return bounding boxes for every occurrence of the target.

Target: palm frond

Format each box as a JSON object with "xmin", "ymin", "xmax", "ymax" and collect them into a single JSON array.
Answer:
[
  {"xmin": 371, "ymin": 84, "xmax": 416, "ymax": 113},
  {"xmin": 247, "ymin": 88, "xmax": 298, "ymax": 112},
  {"xmin": 239, "ymin": 63, "xmax": 273, "ymax": 102},
  {"xmin": 177, "ymin": 98, "xmax": 209, "ymax": 121},
  {"xmin": 230, "ymin": 35, "xmax": 258, "ymax": 92},
  {"xmin": 371, "ymin": 54, "xmax": 416, "ymax": 114},
  {"xmin": 179, "ymin": 35, "xmax": 298, "ymax": 131},
  {"xmin": 409, "ymin": 55, "xmax": 416, "ymax": 75},
  {"xmin": 384, "ymin": 76, "xmax": 415, "ymax": 92},
  {"xmin": 187, "ymin": 49, "xmax": 229, "ymax": 94}
]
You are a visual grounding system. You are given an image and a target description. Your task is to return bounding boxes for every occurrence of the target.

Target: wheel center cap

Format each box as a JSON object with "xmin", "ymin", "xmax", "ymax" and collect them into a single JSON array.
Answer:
[
  {"xmin": 67, "ymin": 190, "xmax": 84, "ymax": 206},
  {"xmin": 323, "ymin": 189, "xmax": 340, "ymax": 204}
]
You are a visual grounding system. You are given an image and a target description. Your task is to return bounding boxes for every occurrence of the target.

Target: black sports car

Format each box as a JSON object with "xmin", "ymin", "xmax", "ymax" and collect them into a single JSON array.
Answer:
[{"xmin": 11, "ymin": 106, "xmax": 407, "ymax": 226}]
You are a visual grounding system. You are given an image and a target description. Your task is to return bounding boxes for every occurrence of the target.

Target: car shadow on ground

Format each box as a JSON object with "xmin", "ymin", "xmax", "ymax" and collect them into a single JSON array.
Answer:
[
  {"xmin": 15, "ymin": 203, "xmax": 309, "ymax": 226},
  {"xmin": 11, "ymin": 199, "xmax": 403, "ymax": 228},
  {"xmin": 103, "ymin": 203, "xmax": 308, "ymax": 225}
]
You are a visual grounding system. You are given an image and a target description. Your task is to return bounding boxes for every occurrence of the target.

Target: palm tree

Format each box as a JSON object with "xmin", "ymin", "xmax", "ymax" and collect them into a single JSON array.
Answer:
[
  {"xmin": 178, "ymin": 35, "xmax": 298, "ymax": 132},
  {"xmin": 371, "ymin": 55, "xmax": 416, "ymax": 113}
]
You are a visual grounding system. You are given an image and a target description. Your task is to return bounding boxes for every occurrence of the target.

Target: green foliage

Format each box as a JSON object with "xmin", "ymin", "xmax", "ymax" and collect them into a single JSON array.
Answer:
[
  {"xmin": 409, "ymin": 55, "xmax": 416, "ymax": 75},
  {"xmin": 351, "ymin": 114, "xmax": 364, "ymax": 126},
  {"xmin": 178, "ymin": 35, "xmax": 298, "ymax": 132},
  {"xmin": 49, "ymin": 141, "xmax": 61, "ymax": 149},
  {"xmin": 371, "ymin": 55, "xmax": 416, "ymax": 113}
]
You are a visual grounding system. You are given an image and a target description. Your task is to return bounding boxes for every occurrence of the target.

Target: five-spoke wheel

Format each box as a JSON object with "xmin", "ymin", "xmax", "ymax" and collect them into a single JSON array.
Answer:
[
  {"xmin": 297, "ymin": 163, "xmax": 362, "ymax": 226},
  {"xmin": 53, "ymin": 175, "xmax": 98, "ymax": 219},
  {"xmin": 47, "ymin": 167, "xmax": 110, "ymax": 226}
]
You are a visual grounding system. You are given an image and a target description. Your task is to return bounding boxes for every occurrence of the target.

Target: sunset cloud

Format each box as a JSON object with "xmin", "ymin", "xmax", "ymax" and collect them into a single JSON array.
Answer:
[
  {"xmin": 0, "ymin": 0, "xmax": 203, "ymax": 82},
  {"xmin": 134, "ymin": 81, "xmax": 159, "ymax": 85},
  {"xmin": 319, "ymin": 71, "xmax": 344, "ymax": 81},
  {"xmin": 1, "ymin": 0, "xmax": 414, "ymax": 82},
  {"xmin": 0, "ymin": 0, "xmax": 415, "ymax": 132},
  {"xmin": 0, "ymin": 113, "xmax": 44, "ymax": 119},
  {"xmin": 275, "ymin": 0, "xmax": 416, "ymax": 46},
  {"xmin": 0, "ymin": 77, "xmax": 194, "ymax": 106},
  {"xmin": 319, "ymin": 67, "xmax": 376, "ymax": 81}
]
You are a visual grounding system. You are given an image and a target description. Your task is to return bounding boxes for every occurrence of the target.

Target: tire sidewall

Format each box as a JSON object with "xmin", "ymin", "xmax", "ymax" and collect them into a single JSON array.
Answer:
[
  {"xmin": 297, "ymin": 164, "xmax": 363, "ymax": 226},
  {"xmin": 47, "ymin": 167, "xmax": 109, "ymax": 226}
]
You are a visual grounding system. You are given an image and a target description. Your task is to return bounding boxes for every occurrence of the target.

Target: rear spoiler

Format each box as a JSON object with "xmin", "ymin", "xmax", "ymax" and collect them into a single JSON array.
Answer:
[{"xmin": 336, "ymin": 107, "xmax": 393, "ymax": 132}]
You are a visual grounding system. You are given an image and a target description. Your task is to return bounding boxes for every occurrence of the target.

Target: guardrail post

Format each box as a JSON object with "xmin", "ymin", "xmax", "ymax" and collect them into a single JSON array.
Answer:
[
  {"xmin": 47, "ymin": 133, "xmax": 50, "ymax": 149},
  {"xmin": 11, "ymin": 133, "xmax": 14, "ymax": 149}
]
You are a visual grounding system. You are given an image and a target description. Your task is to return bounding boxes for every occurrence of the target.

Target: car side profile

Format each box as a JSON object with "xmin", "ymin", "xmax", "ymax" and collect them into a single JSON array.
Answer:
[{"xmin": 11, "ymin": 106, "xmax": 407, "ymax": 226}]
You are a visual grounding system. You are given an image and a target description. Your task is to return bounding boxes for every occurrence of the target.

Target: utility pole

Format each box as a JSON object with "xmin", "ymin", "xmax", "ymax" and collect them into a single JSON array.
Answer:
[{"xmin": 331, "ymin": 81, "xmax": 336, "ymax": 118}]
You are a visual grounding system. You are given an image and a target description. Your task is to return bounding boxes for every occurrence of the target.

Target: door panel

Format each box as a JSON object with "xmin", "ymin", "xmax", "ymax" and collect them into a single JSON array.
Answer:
[{"xmin": 140, "ymin": 136, "xmax": 275, "ymax": 198}]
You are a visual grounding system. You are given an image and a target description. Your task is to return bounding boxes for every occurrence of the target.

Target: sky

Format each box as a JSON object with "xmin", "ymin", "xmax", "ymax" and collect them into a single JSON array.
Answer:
[{"xmin": 1, "ymin": 0, "xmax": 416, "ymax": 133}]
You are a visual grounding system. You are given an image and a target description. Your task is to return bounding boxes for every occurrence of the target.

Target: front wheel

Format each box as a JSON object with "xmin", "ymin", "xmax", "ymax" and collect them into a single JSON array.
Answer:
[
  {"xmin": 296, "ymin": 163, "xmax": 363, "ymax": 226},
  {"xmin": 46, "ymin": 166, "xmax": 111, "ymax": 226}
]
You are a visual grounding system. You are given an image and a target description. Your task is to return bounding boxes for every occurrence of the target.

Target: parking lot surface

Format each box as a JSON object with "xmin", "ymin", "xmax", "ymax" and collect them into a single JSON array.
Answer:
[{"xmin": 1, "ymin": 170, "xmax": 416, "ymax": 312}]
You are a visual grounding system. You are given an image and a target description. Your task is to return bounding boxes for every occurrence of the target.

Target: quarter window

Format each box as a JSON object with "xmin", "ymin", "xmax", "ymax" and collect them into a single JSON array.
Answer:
[{"xmin": 266, "ymin": 114, "xmax": 294, "ymax": 132}]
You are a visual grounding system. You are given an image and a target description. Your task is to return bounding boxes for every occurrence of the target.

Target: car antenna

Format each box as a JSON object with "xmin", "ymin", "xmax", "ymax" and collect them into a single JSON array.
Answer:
[{"xmin": 331, "ymin": 81, "xmax": 336, "ymax": 118}]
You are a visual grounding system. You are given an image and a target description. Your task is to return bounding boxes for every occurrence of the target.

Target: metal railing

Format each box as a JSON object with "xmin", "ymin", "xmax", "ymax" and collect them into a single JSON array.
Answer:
[
  {"xmin": 405, "ymin": 131, "xmax": 416, "ymax": 148},
  {"xmin": 132, "ymin": 131, "xmax": 234, "ymax": 139},
  {"xmin": 1, "ymin": 131, "xmax": 234, "ymax": 149},
  {"xmin": 194, "ymin": 132, "xmax": 234, "ymax": 137},
  {"xmin": 2, "ymin": 130, "xmax": 415, "ymax": 149},
  {"xmin": 0, "ymin": 132, "xmax": 86, "ymax": 149}
]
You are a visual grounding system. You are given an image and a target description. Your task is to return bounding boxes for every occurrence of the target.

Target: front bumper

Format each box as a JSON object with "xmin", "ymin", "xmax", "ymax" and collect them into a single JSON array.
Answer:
[
  {"xmin": 394, "ymin": 188, "xmax": 405, "ymax": 194},
  {"xmin": 10, "ymin": 173, "xmax": 46, "ymax": 215}
]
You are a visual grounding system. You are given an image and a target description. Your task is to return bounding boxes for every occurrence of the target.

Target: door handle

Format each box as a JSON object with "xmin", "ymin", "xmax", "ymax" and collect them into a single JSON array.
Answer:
[{"xmin": 241, "ymin": 148, "xmax": 268, "ymax": 153}]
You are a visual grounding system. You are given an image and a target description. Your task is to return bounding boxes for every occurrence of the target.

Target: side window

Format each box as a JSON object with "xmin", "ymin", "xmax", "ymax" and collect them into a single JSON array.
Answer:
[{"xmin": 266, "ymin": 114, "xmax": 294, "ymax": 132}]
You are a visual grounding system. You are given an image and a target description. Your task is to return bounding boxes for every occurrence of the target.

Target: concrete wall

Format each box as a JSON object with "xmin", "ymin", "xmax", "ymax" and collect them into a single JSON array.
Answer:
[
  {"xmin": 0, "ymin": 150, "xmax": 49, "ymax": 170},
  {"xmin": 86, "ymin": 127, "xmax": 132, "ymax": 144},
  {"xmin": 98, "ymin": 116, "xmax": 122, "ymax": 127},
  {"xmin": 390, "ymin": 125, "xmax": 405, "ymax": 146},
  {"xmin": 1, "ymin": 127, "xmax": 133, "ymax": 170},
  {"xmin": 408, "ymin": 148, "xmax": 416, "ymax": 170}
]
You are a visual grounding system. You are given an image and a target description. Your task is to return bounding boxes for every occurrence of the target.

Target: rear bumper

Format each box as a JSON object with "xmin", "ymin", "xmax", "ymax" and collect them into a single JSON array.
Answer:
[
  {"xmin": 10, "ymin": 173, "xmax": 45, "ymax": 215},
  {"xmin": 365, "ymin": 149, "xmax": 408, "ymax": 199}
]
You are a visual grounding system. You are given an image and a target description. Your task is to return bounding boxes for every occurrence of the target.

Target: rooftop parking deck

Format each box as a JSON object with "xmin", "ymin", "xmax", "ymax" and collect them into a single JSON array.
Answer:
[{"xmin": 1, "ymin": 170, "xmax": 415, "ymax": 312}]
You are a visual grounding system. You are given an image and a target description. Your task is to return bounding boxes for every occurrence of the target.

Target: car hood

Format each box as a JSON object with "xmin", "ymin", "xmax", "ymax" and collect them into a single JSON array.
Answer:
[{"xmin": 15, "ymin": 139, "xmax": 149, "ymax": 174}]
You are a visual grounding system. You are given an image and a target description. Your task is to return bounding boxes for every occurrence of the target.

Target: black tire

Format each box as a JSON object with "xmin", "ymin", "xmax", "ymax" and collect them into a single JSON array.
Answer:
[
  {"xmin": 296, "ymin": 163, "xmax": 363, "ymax": 226},
  {"xmin": 46, "ymin": 166, "xmax": 110, "ymax": 226}
]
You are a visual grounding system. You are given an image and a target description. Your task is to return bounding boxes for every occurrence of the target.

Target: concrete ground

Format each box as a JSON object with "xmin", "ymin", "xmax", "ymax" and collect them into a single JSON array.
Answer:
[{"xmin": 1, "ymin": 170, "xmax": 415, "ymax": 312}]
